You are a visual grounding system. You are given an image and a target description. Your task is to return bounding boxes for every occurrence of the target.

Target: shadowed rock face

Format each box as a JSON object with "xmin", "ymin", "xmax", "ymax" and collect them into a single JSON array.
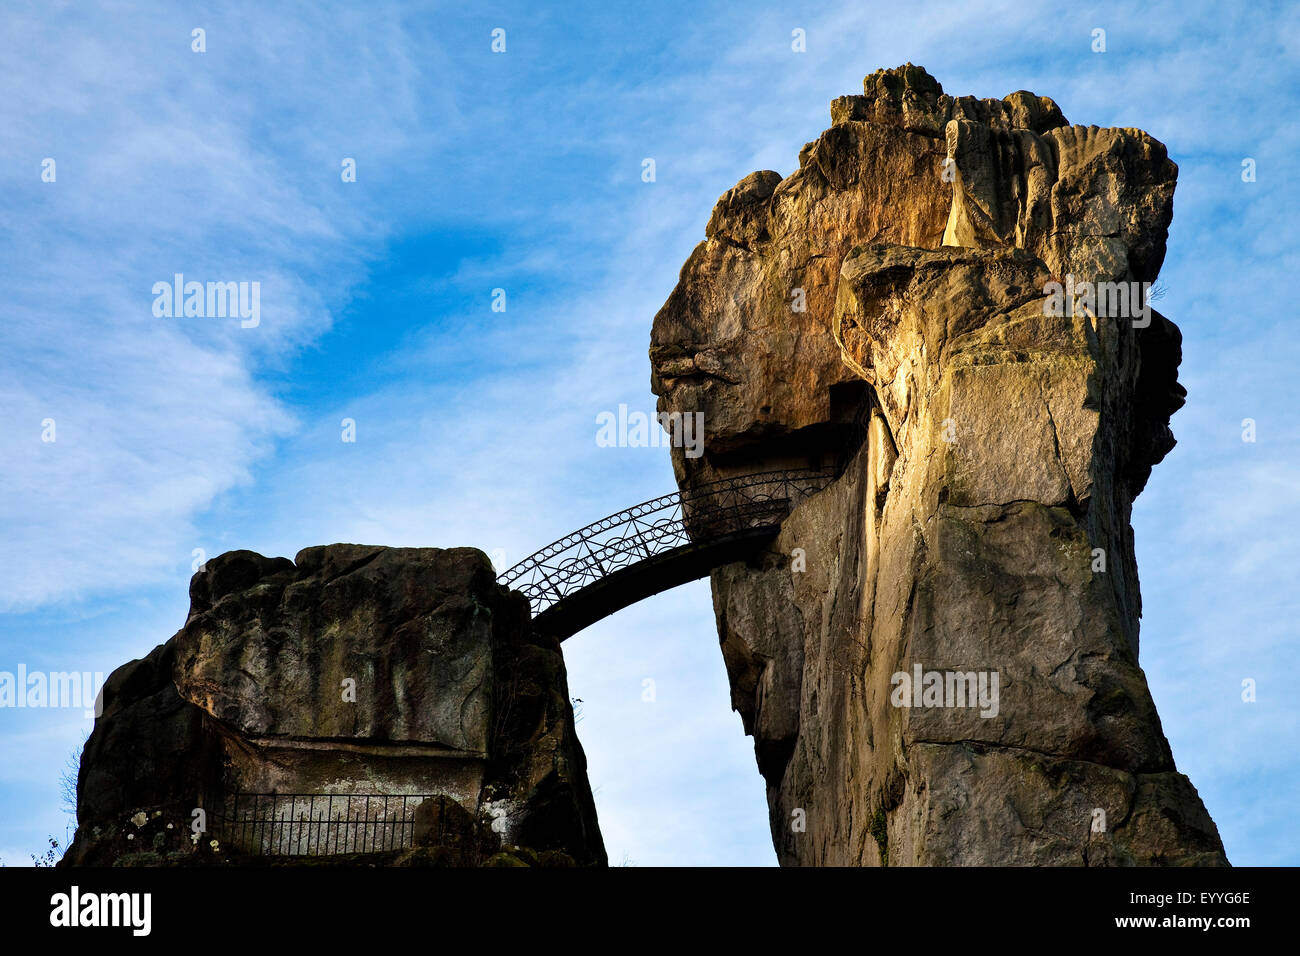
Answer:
[
  {"xmin": 64, "ymin": 545, "xmax": 605, "ymax": 867},
  {"xmin": 652, "ymin": 65, "xmax": 1225, "ymax": 866}
]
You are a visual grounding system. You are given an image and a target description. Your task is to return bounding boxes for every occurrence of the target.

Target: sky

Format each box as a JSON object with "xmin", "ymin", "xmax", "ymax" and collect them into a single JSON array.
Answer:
[{"xmin": 0, "ymin": 0, "xmax": 1296, "ymax": 866}]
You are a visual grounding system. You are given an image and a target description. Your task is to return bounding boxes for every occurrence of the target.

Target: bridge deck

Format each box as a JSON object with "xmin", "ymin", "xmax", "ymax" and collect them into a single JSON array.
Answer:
[{"xmin": 498, "ymin": 468, "xmax": 837, "ymax": 640}]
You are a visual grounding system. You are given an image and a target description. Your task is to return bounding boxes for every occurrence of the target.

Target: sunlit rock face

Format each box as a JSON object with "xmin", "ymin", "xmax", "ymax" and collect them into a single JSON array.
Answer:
[
  {"xmin": 64, "ymin": 545, "xmax": 605, "ymax": 867},
  {"xmin": 652, "ymin": 65, "xmax": 1225, "ymax": 866}
]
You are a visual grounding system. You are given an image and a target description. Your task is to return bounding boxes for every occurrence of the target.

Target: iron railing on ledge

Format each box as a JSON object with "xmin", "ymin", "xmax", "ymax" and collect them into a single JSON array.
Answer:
[{"xmin": 215, "ymin": 792, "xmax": 436, "ymax": 857}]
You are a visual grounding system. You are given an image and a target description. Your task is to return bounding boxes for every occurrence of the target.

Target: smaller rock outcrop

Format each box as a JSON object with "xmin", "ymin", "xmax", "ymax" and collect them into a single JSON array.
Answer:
[{"xmin": 63, "ymin": 545, "xmax": 604, "ymax": 867}]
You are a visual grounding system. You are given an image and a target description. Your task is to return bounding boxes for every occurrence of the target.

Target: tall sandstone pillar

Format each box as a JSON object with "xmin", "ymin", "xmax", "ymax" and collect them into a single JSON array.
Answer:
[{"xmin": 650, "ymin": 65, "xmax": 1226, "ymax": 866}]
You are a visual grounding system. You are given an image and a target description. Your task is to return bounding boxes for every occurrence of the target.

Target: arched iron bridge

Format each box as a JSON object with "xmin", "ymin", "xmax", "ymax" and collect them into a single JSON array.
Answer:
[{"xmin": 498, "ymin": 468, "xmax": 837, "ymax": 640}]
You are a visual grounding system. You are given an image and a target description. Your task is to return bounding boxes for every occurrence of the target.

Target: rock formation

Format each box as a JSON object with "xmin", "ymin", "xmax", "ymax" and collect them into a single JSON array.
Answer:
[
  {"xmin": 64, "ymin": 545, "xmax": 604, "ymax": 866},
  {"xmin": 65, "ymin": 64, "xmax": 1226, "ymax": 870},
  {"xmin": 651, "ymin": 65, "xmax": 1227, "ymax": 865}
]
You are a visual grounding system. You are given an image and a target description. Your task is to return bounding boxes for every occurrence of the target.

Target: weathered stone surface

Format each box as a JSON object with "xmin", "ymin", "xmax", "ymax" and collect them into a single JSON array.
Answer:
[
  {"xmin": 655, "ymin": 65, "xmax": 1223, "ymax": 866},
  {"xmin": 68, "ymin": 640, "xmax": 227, "ymax": 864},
  {"xmin": 943, "ymin": 119, "xmax": 1177, "ymax": 284},
  {"xmin": 651, "ymin": 67, "xmax": 963, "ymax": 481},
  {"xmin": 63, "ymin": 545, "xmax": 605, "ymax": 867},
  {"xmin": 175, "ymin": 544, "xmax": 494, "ymax": 752}
]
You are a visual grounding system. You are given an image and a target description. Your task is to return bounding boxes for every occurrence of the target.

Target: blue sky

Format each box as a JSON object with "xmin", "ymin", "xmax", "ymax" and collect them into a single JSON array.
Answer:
[{"xmin": 1, "ymin": 0, "xmax": 1296, "ymax": 866}]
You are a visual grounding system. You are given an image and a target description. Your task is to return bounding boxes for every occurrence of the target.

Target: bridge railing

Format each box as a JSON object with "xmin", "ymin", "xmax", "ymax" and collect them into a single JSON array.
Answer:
[{"xmin": 498, "ymin": 468, "xmax": 834, "ymax": 617}]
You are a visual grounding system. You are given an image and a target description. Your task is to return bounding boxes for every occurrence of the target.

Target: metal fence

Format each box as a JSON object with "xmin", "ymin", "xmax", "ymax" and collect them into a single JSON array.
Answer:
[{"xmin": 216, "ymin": 792, "xmax": 435, "ymax": 857}]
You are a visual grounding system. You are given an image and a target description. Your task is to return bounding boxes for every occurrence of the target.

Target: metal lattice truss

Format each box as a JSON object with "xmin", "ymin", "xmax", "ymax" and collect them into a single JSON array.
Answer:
[{"xmin": 499, "ymin": 468, "xmax": 835, "ymax": 618}]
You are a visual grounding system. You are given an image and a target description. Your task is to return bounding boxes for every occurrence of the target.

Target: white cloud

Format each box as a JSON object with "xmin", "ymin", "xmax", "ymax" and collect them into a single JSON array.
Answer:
[{"xmin": 0, "ymin": 2, "xmax": 447, "ymax": 610}]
